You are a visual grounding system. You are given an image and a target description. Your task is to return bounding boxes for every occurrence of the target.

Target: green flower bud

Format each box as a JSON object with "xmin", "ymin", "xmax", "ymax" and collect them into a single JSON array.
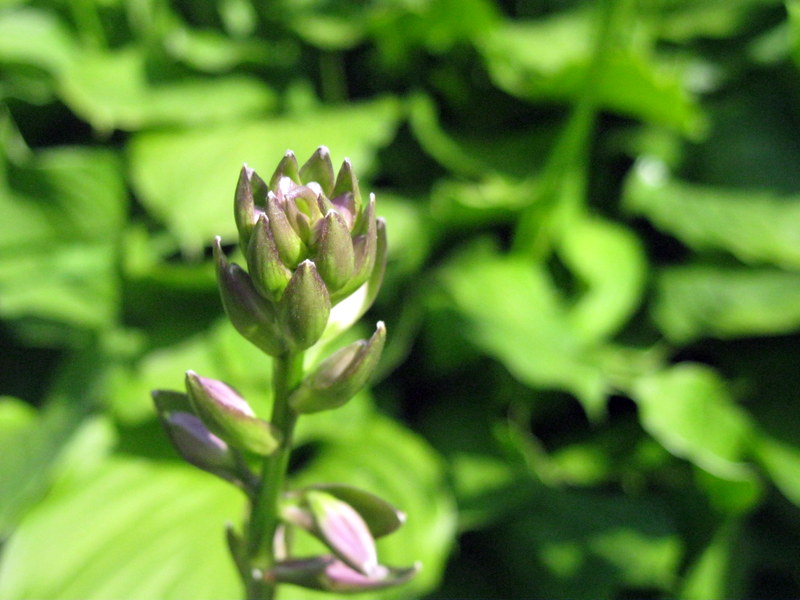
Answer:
[
  {"xmin": 185, "ymin": 370, "xmax": 281, "ymax": 456},
  {"xmin": 290, "ymin": 322, "xmax": 386, "ymax": 414},
  {"xmin": 266, "ymin": 192, "xmax": 307, "ymax": 269},
  {"xmin": 234, "ymin": 164, "xmax": 269, "ymax": 252},
  {"xmin": 332, "ymin": 158, "xmax": 362, "ymax": 218},
  {"xmin": 324, "ymin": 218, "xmax": 387, "ymax": 341},
  {"xmin": 268, "ymin": 150, "xmax": 300, "ymax": 190},
  {"xmin": 298, "ymin": 146, "xmax": 335, "ymax": 197},
  {"xmin": 331, "ymin": 195, "xmax": 378, "ymax": 303},
  {"xmin": 247, "ymin": 214, "xmax": 293, "ymax": 302},
  {"xmin": 314, "ymin": 211, "xmax": 356, "ymax": 293},
  {"xmin": 279, "ymin": 260, "xmax": 331, "ymax": 351}
]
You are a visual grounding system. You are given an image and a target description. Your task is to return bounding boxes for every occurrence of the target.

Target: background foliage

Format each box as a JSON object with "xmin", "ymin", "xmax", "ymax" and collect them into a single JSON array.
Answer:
[{"xmin": 2, "ymin": 0, "xmax": 800, "ymax": 598}]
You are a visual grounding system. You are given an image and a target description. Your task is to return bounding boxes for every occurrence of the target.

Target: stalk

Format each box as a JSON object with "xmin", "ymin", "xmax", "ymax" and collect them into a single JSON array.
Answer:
[{"xmin": 245, "ymin": 351, "xmax": 305, "ymax": 600}]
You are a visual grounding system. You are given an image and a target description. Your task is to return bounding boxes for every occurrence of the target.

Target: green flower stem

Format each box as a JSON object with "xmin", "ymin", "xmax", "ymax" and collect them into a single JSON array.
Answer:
[{"xmin": 245, "ymin": 351, "xmax": 305, "ymax": 600}]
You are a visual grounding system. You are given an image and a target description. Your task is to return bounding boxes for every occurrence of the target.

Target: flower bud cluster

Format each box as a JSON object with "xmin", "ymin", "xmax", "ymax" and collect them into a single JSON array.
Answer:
[
  {"xmin": 217, "ymin": 146, "xmax": 387, "ymax": 355},
  {"xmin": 152, "ymin": 149, "xmax": 417, "ymax": 596}
]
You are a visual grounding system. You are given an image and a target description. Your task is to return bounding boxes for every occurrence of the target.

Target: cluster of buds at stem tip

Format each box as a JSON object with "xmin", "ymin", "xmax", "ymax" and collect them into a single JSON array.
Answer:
[{"xmin": 215, "ymin": 146, "xmax": 388, "ymax": 355}]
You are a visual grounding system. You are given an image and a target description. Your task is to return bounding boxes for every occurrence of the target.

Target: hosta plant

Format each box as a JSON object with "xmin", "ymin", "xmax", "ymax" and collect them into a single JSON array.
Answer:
[{"xmin": 152, "ymin": 147, "xmax": 418, "ymax": 600}]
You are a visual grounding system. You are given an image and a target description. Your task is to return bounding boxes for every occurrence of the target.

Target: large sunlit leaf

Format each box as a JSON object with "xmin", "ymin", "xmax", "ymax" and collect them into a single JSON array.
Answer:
[
  {"xmin": 0, "ymin": 456, "xmax": 242, "ymax": 600},
  {"xmin": 625, "ymin": 160, "xmax": 800, "ymax": 269},
  {"xmin": 631, "ymin": 364, "xmax": 754, "ymax": 480},
  {"xmin": 128, "ymin": 97, "xmax": 402, "ymax": 249},
  {"xmin": 653, "ymin": 265, "xmax": 800, "ymax": 342},
  {"xmin": 436, "ymin": 242, "xmax": 609, "ymax": 418}
]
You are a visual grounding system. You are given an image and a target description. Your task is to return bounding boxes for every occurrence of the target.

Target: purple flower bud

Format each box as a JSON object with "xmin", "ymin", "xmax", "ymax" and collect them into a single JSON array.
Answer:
[
  {"xmin": 305, "ymin": 490, "xmax": 378, "ymax": 575},
  {"xmin": 265, "ymin": 555, "xmax": 420, "ymax": 593},
  {"xmin": 185, "ymin": 370, "xmax": 281, "ymax": 456},
  {"xmin": 214, "ymin": 237, "xmax": 287, "ymax": 357}
]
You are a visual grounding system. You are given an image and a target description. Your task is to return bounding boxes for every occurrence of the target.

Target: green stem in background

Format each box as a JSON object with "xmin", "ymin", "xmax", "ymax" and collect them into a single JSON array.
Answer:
[
  {"xmin": 245, "ymin": 351, "xmax": 305, "ymax": 600},
  {"xmin": 512, "ymin": 0, "xmax": 633, "ymax": 258}
]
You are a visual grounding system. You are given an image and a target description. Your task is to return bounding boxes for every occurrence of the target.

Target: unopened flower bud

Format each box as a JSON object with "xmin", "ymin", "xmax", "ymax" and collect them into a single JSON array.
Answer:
[
  {"xmin": 163, "ymin": 412, "xmax": 239, "ymax": 478},
  {"xmin": 247, "ymin": 215, "xmax": 293, "ymax": 302},
  {"xmin": 290, "ymin": 322, "xmax": 386, "ymax": 414},
  {"xmin": 305, "ymin": 490, "xmax": 379, "ymax": 575},
  {"xmin": 314, "ymin": 211, "xmax": 356, "ymax": 293},
  {"xmin": 282, "ymin": 483, "xmax": 405, "ymax": 539},
  {"xmin": 265, "ymin": 191, "xmax": 306, "ymax": 269},
  {"xmin": 278, "ymin": 260, "xmax": 331, "ymax": 350},
  {"xmin": 185, "ymin": 371, "xmax": 280, "ymax": 456},
  {"xmin": 265, "ymin": 556, "xmax": 420, "ymax": 593},
  {"xmin": 214, "ymin": 237, "xmax": 287, "ymax": 357},
  {"xmin": 298, "ymin": 146, "xmax": 335, "ymax": 196}
]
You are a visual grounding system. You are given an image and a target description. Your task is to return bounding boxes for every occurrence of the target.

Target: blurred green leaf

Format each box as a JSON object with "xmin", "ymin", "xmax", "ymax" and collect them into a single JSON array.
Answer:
[
  {"xmin": 436, "ymin": 242, "xmax": 609, "ymax": 418},
  {"xmin": 653, "ymin": 265, "xmax": 800, "ymax": 342},
  {"xmin": 790, "ymin": 0, "xmax": 800, "ymax": 67},
  {"xmin": 558, "ymin": 216, "xmax": 647, "ymax": 342},
  {"xmin": 0, "ymin": 8, "xmax": 75, "ymax": 74},
  {"xmin": 0, "ymin": 456, "xmax": 242, "ymax": 600},
  {"xmin": 498, "ymin": 487, "xmax": 681, "ymax": 598},
  {"xmin": 680, "ymin": 520, "xmax": 745, "ymax": 600},
  {"xmin": 478, "ymin": 9, "xmax": 704, "ymax": 134},
  {"xmin": 625, "ymin": 161, "xmax": 800, "ymax": 269},
  {"xmin": 61, "ymin": 48, "xmax": 276, "ymax": 132},
  {"xmin": 0, "ymin": 144, "xmax": 126, "ymax": 332},
  {"xmin": 0, "ymin": 401, "xmax": 87, "ymax": 537},
  {"xmin": 631, "ymin": 364, "xmax": 754, "ymax": 480},
  {"xmin": 752, "ymin": 429, "xmax": 800, "ymax": 507},
  {"xmin": 129, "ymin": 97, "xmax": 402, "ymax": 249}
]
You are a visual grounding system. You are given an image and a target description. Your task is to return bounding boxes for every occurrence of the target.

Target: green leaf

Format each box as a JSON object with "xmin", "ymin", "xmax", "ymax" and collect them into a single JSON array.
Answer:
[
  {"xmin": 0, "ymin": 145, "xmax": 126, "ymax": 333},
  {"xmin": 680, "ymin": 520, "xmax": 745, "ymax": 600},
  {"xmin": 752, "ymin": 429, "xmax": 800, "ymax": 507},
  {"xmin": 478, "ymin": 10, "xmax": 704, "ymax": 134},
  {"xmin": 60, "ymin": 47, "xmax": 276, "ymax": 132},
  {"xmin": 128, "ymin": 97, "xmax": 402, "ymax": 249},
  {"xmin": 558, "ymin": 216, "xmax": 647, "ymax": 342},
  {"xmin": 0, "ymin": 457, "xmax": 241, "ymax": 600},
  {"xmin": 0, "ymin": 8, "xmax": 76, "ymax": 75},
  {"xmin": 625, "ymin": 162, "xmax": 800, "ymax": 269},
  {"xmin": 653, "ymin": 266, "xmax": 800, "ymax": 342},
  {"xmin": 436, "ymin": 242, "xmax": 609, "ymax": 418},
  {"xmin": 631, "ymin": 364, "xmax": 754, "ymax": 480}
]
